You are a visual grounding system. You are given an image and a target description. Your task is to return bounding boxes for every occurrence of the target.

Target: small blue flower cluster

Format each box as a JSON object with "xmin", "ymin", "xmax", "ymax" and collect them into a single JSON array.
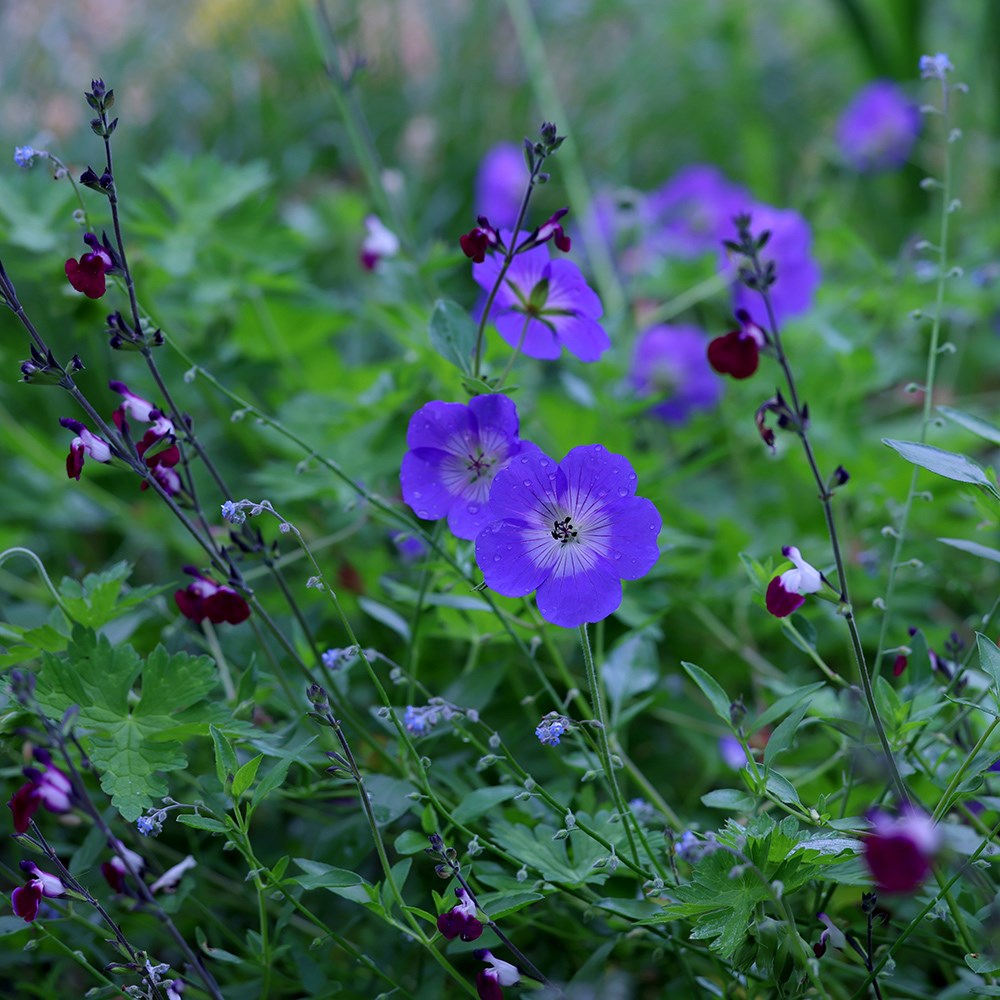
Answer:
[{"xmin": 534, "ymin": 713, "xmax": 571, "ymax": 747}]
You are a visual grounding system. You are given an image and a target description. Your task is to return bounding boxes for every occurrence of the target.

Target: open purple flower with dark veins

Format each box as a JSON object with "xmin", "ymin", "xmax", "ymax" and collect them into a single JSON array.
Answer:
[
  {"xmin": 437, "ymin": 887, "xmax": 483, "ymax": 942},
  {"xmin": 838, "ymin": 81, "xmax": 920, "ymax": 173},
  {"xmin": 401, "ymin": 394, "xmax": 536, "ymax": 541},
  {"xmin": 765, "ymin": 546, "xmax": 824, "ymax": 618},
  {"xmin": 12, "ymin": 861, "xmax": 65, "ymax": 923},
  {"xmin": 476, "ymin": 445, "xmax": 661, "ymax": 628},
  {"xmin": 59, "ymin": 417, "xmax": 112, "ymax": 480},
  {"xmin": 723, "ymin": 204, "xmax": 821, "ymax": 326},
  {"xmin": 8, "ymin": 748, "xmax": 74, "ymax": 833},
  {"xmin": 474, "ymin": 949, "xmax": 520, "ymax": 1000},
  {"xmin": 631, "ymin": 324, "xmax": 722, "ymax": 423},
  {"xmin": 473, "ymin": 233, "xmax": 610, "ymax": 362},
  {"xmin": 475, "ymin": 143, "xmax": 525, "ymax": 229},
  {"xmin": 644, "ymin": 165, "xmax": 750, "ymax": 258},
  {"xmin": 864, "ymin": 807, "xmax": 939, "ymax": 893}
]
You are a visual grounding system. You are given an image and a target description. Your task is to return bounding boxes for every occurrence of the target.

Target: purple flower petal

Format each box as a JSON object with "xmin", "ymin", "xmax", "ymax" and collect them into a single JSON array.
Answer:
[
  {"xmin": 607, "ymin": 496, "xmax": 662, "ymax": 579},
  {"xmin": 536, "ymin": 558, "xmax": 623, "ymax": 628},
  {"xmin": 475, "ymin": 521, "xmax": 551, "ymax": 597},
  {"xmin": 494, "ymin": 311, "xmax": 563, "ymax": 359},
  {"xmin": 405, "ymin": 400, "xmax": 476, "ymax": 452}
]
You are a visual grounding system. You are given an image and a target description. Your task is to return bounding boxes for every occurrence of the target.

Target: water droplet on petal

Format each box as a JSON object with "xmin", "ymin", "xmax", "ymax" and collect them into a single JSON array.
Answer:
[
  {"xmin": 523, "ymin": 480, "xmax": 532, "ymax": 487},
  {"xmin": 617, "ymin": 487, "xmax": 629, "ymax": 497},
  {"xmin": 412, "ymin": 490, "xmax": 422, "ymax": 499},
  {"xmin": 417, "ymin": 510, "xmax": 429, "ymax": 519},
  {"xmin": 493, "ymin": 554, "xmax": 502, "ymax": 562},
  {"xmin": 468, "ymin": 504, "xmax": 479, "ymax": 514}
]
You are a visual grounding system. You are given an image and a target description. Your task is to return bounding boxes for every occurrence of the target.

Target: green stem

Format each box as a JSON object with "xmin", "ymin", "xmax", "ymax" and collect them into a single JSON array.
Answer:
[{"xmin": 931, "ymin": 716, "xmax": 1000, "ymax": 822}]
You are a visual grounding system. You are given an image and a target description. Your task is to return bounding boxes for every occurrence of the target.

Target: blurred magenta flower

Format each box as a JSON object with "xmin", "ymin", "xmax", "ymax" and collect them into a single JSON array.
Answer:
[
  {"xmin": 645, "ymin": 165, "xmax": 750, "ymax": 258},
  {"xmin": 475, "ymin": 445, "xmax": 661, "ymax": 628},
  {"xmin": 718, "ymin": 734, "xmax": 745, "ymax": 769},
  {"xmin": 631, "ymin": 324, "xmax": 722, "ymax": 422},
  {"xmin": 707, "ymin": 310, "xmax": 766, "ymax": 380},
  {"xmin": 65, "ymin": 233, "xmax": 113, "ymax": 298},
  {"xmin": 724, "ymin": 205, "xmax": 821, "ymax": 325},
  {"xmin": 12, "ymin": 861, "xmax": 64, "ymax": 923},
  {"xmin": 174, "ymin": 568, "xmax": 250, "ymax": 625},
  {"xmin": 765, "ymin": 546, "xmax": 824, "ymax": 618},
  {"xmin": 7, "ymin": 749, "xmax": 73, "ymax": 833},
  {"xmin": 59, "ymin": 417, "xmax": 112, "ymax": 480},
  {"xmin": 437, "ymin": 887, "xmax": 483, "ymax": 942},
  {"xmin": 474, "ymin": 949, "xmax": 520, "ymax": 1000},
  {"xmin": 837, "ymin": 81, "xmax": 920, "ymax": 172},
  {"xmin": 400, "ymin": 394, "xmax": 537, "ymax": 541},
  {"xmin": 864, "ymin": 807, "xmax": 939, "ymax": 893},
  {"xmin": 359, "ymin": 215, "xmax": 399, "ymax": 271},
  {"xmin": 473, "ymin": 232, "xmax": 610, "ymax": 361},
  {"xmin": 475, "ymin": 143, "xmax": 524, "ymax": 228}
]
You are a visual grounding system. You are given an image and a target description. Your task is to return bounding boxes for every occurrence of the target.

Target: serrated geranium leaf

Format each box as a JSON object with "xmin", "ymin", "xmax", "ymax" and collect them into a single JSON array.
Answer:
[{"xmin": 34, "ymin": 628, "xmax": 218, "ymax": 820}]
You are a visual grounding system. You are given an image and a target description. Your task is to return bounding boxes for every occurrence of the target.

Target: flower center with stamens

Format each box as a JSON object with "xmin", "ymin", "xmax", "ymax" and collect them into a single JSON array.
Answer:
[
  {"xmin": 466, "ymin": 451, "xmax": 495, "ymax": 480},
  {"xmin": 550, "ymin": 515, "xmax": 578, "ymax": 544}
]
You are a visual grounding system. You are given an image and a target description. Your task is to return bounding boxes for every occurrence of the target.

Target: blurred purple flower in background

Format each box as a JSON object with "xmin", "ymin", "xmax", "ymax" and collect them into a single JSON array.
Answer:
[
  {"xmin": 864, "ymin": 807, "xmax": 939, "ymax": 893},
  {"xmin": 718, "ymin": 734, "xmax": 746, "ymax": 769},
  {"xmin": 473, "ymin": 233, "xmax": 610, "ymax": 362},
  {"xmin": 401, "ymin": 394, "xmax": 536, "ymax": 540},
  {"xmin": 475, "ymin": 143, "xmax": 525, "ymax": 228},
  {"xmin": 631, "ymin": 324, "xmax": 722, "ymax": 423},
  {"xmin": 645, "ymin": 165, "xmax": 750, "ymax": 258},
  {"xmin": 724, "ymin": 204, "xmax": 821, "ymax": 326},
  {"xmin": 837, "ymin": 81, "xmax": 920, "ymax": 172}
]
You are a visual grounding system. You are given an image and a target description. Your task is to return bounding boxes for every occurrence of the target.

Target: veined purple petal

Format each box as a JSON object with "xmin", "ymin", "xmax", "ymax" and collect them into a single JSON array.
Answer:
[
  {"xmin": 607, "ymin": 496, "xmax": 662, "ymax": 579},
  {"xmin": 468, "ymin": 392, "xmax": 521, "ymax": 452},
  {"xmin": 559, "ymin": 445, "xmax": 638, "ymax": 514},
  {"xmin": 405, "ymin": 400, "xmax": 476, "ymax": 452},
  {"xmin": 494, "ymin": 311, "xmax": 562, "ymax": 359},
  {"xmin": 476, "ymin": 521, "xmax": 551, "ymax": 597},
  {"xmin": 486, "ymin": 450, "xmax": 564, "ymax": 525},
  {"xmin": 401, "ymin": 451, "xmax": 456, "ymax": 520},
  {"xmin": 547, "ymin": 313, "xmax": 611, "ymax": 362},
  {"xmin": 544, "ymin": 259, "xmax": 603, "ymax": 319},
  {"xmin": 535, "ymin": 558, "xmax": 623, "ymax": 628}
]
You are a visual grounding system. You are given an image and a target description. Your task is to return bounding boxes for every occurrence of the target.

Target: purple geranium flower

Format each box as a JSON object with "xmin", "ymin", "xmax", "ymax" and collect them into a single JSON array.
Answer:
[
  {"xmin": 475, "ymin": 445, "xmax": 661, "ymax": 628},
  {"xmin": 401, "ymin": 394, "xmax": 536, "ymax": 541},
  {"xmin": 723, "ymin": 203, "xmax": 821, "ymax": 326},
  {"xmin": 645, "ymin": 165, "xmax": 750, "ymax": 258},
  {"xmin": 837, "ymin": 80, "xmax": 920, "ymax": 172},
  {"xmin": 475, "ymin": 143, "xmax": 525, "ymax": 229},
  {"xmin": 473, "ymin": 233, "xmax": 610, "ymax": 362},
  {"xmin": 631, "ymin": 324, "xmax": 722, "ymax": 423}
]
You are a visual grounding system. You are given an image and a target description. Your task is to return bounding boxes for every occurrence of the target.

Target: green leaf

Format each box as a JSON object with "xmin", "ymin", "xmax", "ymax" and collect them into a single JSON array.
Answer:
[
  {"xmin": 232, "ymin": 754, "xmax": 264, "ymax": 798},
  {"xmin": 748, "ymin": 682, "xmax": 825, "ymax": 735},
  {"xmin": 250, "ymin": 757, "xmax": 293, "ymax": 809},
  {"xmin": 34, "ymin": 629, "xmax": 219, "ymax": 820},
  {"xmin": 882, "ymin": 439, "xmax": 1000, "ymax": 498},
  {"xmin": 292, "ymin": 859, "xmax": 372, "ymax": 902},
  {"xmin": 428, "ymin": 299, "xmax": 477, "ymax": 374},
  {"xmin": 701, "ymin": 788, "xmax": 755, "ymax": 811},
  {"xmin": 966, "ymin": 952, "xmax": 1000, "ymax": 975},
  {"xmin": 57, "ymin": 561, "xmax": 160, "ymax": 628},
  {"xmin": 603, "ymin": 630, "xmax": 660, "ymax": 726},
  {"xmin": 394, "ymin": 829, "xmax": 431, "ymax": 855},
  {"xmin": 358, "ymin": 597, "xmax": 411, "ymax": 641},
  {"xmin": 763, "ymin": 699, "xmax": 812, "ymax": 768},
  {"xmin": 938, "ymin": 406, "xmax": 1000, "ymax": 446},
  {"xmin": 682, "ymin": 662, "xmax": 733, "ymax": 726},
  {"xmin": 452, "ymin": 785, "xmax": 520, "ymax": 824},
  {"xmin": 477, "ymin": 889, "xmax": 544, "ymax": 920},
  {"xmin": 177, "ymin": 815, "xmax": 228, "ymax": 833},
  {"xmin": 939, "ymin": 538, "xmax": 1000, "ymax": 564},
  {"xmin": 211, "ymin": 724, "xmax": 239, "ymax": 789},
  {"xmin": 977, "ymin": 633, "xmax": 1000, "ymax": 695}
]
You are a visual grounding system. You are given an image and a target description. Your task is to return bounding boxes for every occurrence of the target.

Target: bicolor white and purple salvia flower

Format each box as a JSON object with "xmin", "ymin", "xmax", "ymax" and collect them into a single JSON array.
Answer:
[
  {"xmin": 59, "ymin": 417, "xmax": 112, "ymax": 480},
  {"xmin": 644, "ymin": 164, "xmax": 750, "ymax": 258},
  {"xmin": 475, "ymin": 445, "xmax": 661, "ymax": 628},
  {"xmin": 475, "ymin": 143, "xmax": 525, "ymax": 229},
  {"xmin": 7, "ymin": 748, "xmax": 74, "ymax": 833},
  {"xmin": 535, "ymin": 712, "xmax": 571, "ymax": 746},
  {"xmin": 765, "ymin": 546, "xmax": 824, "ymax": 618},
  {"xmin": 813, "ymin": 912, "xmax": 847, "ymax": 958},
  {"xmin": 401, "ymin": 394, "xmax": 537, "ymax": 541},
  {"xmin": 101, "ymin": 841, "xmax": 146, "ymax": 894},
  {"xmin": 473, "ymin": 232, "xmax": 610, "ymax": 362},
  {"xmin": 149, "ymin": 855, "xmax": 196, "ymax": 895},
  {"xmin": 473, "ymin": 949, "xmax": 520, "ymax": 1000},
  {"xmin": 360, "ymin": 215, "xmax": 400, "ymax": 271},
  {"xmin": 723, "ymin": 204, "xmax": 821, "ymax": 326},
  {"xmin": 631, "ymin": 324, "xmax": 722, "ymax": 422},
  {"xmin": 837, "ymin": 81, "xmax": 920, "ymax": 172},
  {"xmin": 110, "ymin": 380, "xmax": 182, "ymax": 495},
  {"xmin": 863, "ymin": 807, "xmax": 939, "ymax": 893},
  {"xmin": 12, "ymin": 861, "xmax": 65, "ymax": 923},
  {"xmin": 437, "ymin": 887, "xmax": 483, "ymax": 942}
]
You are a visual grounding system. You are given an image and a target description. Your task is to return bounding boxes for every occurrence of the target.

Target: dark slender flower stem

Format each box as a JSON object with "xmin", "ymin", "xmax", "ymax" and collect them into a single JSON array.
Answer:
[
  {"xmin": 495, "ymin": 314, "xmax": 532, "ymax": 392},
  {"xmin": 578, "ymin": 624, "xmax": 643, "ymax": 869},
  {"xmin": 745, "ymin": 244, "xmax": 909, "ymax": 806}
]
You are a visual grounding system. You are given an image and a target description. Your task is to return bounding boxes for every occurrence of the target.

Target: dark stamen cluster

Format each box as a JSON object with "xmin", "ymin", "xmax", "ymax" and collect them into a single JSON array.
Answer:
[{"xmin": 550, "ymin": 515, "xmax": 577, "ymax": 544}]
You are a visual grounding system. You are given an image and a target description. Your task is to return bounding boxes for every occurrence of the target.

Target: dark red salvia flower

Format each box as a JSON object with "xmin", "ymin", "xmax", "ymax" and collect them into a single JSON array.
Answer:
[
  {"xmin": 707, "ymin": 309, "xmax": 766, "ymax": 379},
  {"xmin": 525, "ymin": 207, "xmax": 571, "ymax": 252},
  {"xmin": 7, "ymin": 749, "xmax": 74, "ymax": 833},
  {"xmin": 436, "ymin": 887, "xmax": 483, "ymax": 942},
  {"xmin": 892, "ymin": 654, "xmax": 908, "ymax": 677},
  {"xmin": 11, "ymin": 861, "xmax": 65, "ymax": 923},
  {"xmin": 65, "ymin": 233, "xmax": 114, "ymax": 299},
  {"xmin": 460, "ymin": 216, "xmax": 501, "ymax": 263},
  {"xmin": 174, "ymin": 567, "xmax": 251, "ymax": 626}
]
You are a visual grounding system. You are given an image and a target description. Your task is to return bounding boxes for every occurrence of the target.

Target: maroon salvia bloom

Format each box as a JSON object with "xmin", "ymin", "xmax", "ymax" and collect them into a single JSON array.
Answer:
[
  {"xmin": 175, "ymin": 567, "xmax": 251, "ymax": 625},
  {"xmin": 864, "ymin": 808, "xmax": 939, "ymax": 893},
  {"xmin": 7, "ymin": 749, "xmax": 74, "ymax": 833},
  {"xmin": 892, "ymin": 654, "xmax": 908, "ymax": 677},
  {"xmin": 460, "ymin": 217, "xmax": 501, "ymax": 263},
  {"xmin": 60, "ymin": 417, "xmax": 112, "ymax": 480},
  {"xmin": 707, "ymin": 310, "xmax": 766, "ymax": 379},
  {"xmin": 65, "ymin": 233, "xmax": 113, "ymax": 298},
  {"xmin": 764, "ymin": 546, "xmax": 823, "ymax": 619},
  {"xmin": 474, "ymin": 950, "xmax": 520, "ymax": 1000},
  {"xmin": 12, "ymin": 861, "xmax": 65, "ymax": 923},
  {"xmin": 436, "ymin": 887, "xmax": 483, "ymax": 942},
  {"xmin": 526, "ymin": 207, "xmax": 571, "ymax": 252}
]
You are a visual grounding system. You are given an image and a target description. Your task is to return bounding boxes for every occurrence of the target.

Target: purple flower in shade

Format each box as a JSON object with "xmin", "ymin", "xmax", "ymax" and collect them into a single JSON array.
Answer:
[
  {"xmin": 473, "ymin": 233, "xmax": 610, "ymax": 362},
  {"xmin": 400, "ymin": 394, "xmax": 536, "ymax": 541},
  {"xmin": 59, "ymin": 417, "xmax": 112, "ymax": 480},
  {"xmin": 644, "ymin": 165, "xmax": 750, "ymax": 259},
  {"xmin": 631, "ymin": 324, "xmax": 723, "ymax": 423},
  {"xmin": 707, "ymin": 310, "xmax": 767, "ymax": 380},
  {"xmin": 837, "ymin": 81, "xmax": 920, "ymax": 172},
  {"xmin": 174, "ymin": 567, "xmax": 251, "ymax": 626},
  {"xmin": 473, "ymin": 949, "xmax": 520, "ymax": 1000},
  {"xmin": 8, "ymin": 748, "xmax": 74, "ymax": 833},
  {"xmin": 475, "ymin": 143, "xmax": 525, "ymax": 229},
  {"xmin": 437, "ymin": 886, "xmax": 483, "ymax": 942},
  {"xmin": 359, "ymin": 215, "xmax": 399, "ymax": 271},
  {"xmin": 65, "ymin": 233, "xmax": 114, "ymax": 298},
  {"xmin": 166, "ymin": 980, "xmax": 185, "ymax": 1000},
  {"xmin": 718, "ymin": 734, "xmax": 746, "ymax": 770},
  {"xmin": 919, "ymin": 53, "xmax": 953, "ymax": 80},
  {"xmin": 864, "ymin": 807, "xmax": 939, "ymax": 893},
  {"xmin": 109, "ymin": 380, "xmax": 182, "ymax": 496},
  {"xmin": 813, "ymin": 912, "xmax": 847, "ymax": 958},
  {"xmin": 765, "ymin": 546, "xmax": 824, "ymax": 618},
  {"xmin": 723, "ymin": 204, "xmax": 821, "ymax": 326},
  {"xmin": 475, "ymin": 445, "xmax": 661, "ymax": 629},
  {"xmin": 12, "ymin": 861, "xmax": 65, "ymax": 923},
  {"xmin": 101, "ymin": 842, "xmax": 146, "ymax": 894}
]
